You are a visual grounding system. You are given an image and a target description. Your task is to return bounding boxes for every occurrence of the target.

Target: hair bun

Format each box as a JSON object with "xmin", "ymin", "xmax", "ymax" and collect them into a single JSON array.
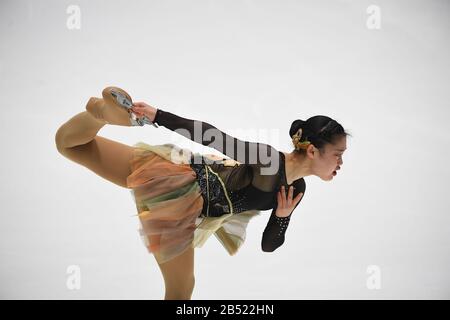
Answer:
[{"xmin": 289, "ymin": 119, "xmax": 306, "ymax": 138}]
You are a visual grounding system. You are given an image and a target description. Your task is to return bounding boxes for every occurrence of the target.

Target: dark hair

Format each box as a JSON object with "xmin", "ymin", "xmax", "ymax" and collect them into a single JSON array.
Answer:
[{"xmin": 289, "ymin": 116, "xmax": 352, "ymax": 155}]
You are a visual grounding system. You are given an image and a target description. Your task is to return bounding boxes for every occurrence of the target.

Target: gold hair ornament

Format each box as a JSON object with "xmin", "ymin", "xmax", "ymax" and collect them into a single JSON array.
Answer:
[{"xmin": 292, "ymin": 128, "xmax": 311, "ymax": 150}]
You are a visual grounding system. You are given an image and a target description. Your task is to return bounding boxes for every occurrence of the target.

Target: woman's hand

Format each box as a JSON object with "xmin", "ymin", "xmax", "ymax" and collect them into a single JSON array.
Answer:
[
  {"xmin": 275, "ymin": 185, "xmax": 304, "ymax": 218},
  {"xmin": 131, "ymin": 101, "xmax": 158, "ymax": 122}
]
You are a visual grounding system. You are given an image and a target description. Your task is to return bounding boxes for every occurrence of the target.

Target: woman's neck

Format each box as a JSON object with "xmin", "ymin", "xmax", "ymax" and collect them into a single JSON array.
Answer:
[{"xmin": 283, "ymin": 151, "xmax": 312, "ymax": 184}]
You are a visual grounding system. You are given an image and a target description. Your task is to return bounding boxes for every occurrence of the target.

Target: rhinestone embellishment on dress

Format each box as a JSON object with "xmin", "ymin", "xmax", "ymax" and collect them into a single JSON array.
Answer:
[{"xmin": 190, "ymin": 161, "xmax": 233, "ymax": 217}]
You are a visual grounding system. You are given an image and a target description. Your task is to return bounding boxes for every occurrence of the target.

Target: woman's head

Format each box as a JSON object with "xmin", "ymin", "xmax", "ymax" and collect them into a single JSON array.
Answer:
[{"xmin": 289, "ymin": 116, "xmax": 351, "ymax": 181}]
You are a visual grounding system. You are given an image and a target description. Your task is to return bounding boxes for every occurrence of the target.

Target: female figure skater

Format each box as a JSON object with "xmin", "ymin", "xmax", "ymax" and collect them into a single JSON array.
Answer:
[{"xmin": 55, "ymin": 86, "xmax": 350, "ymax": 300}]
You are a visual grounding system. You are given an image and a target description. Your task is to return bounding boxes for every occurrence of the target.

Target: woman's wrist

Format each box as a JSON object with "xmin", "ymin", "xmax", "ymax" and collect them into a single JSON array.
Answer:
[{"xmin": 145, "ymin": 106, "xmax": 158, "ymax": 122}]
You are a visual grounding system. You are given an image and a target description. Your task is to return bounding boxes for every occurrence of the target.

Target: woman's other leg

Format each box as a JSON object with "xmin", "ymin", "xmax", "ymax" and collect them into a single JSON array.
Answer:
[
  {"xmin": 155, "ymin": 247, "xmax": 196, "ymax": 300},
  {"xmin": 54, "ymin": 102, "xmax": 134, "ymax": 189}
]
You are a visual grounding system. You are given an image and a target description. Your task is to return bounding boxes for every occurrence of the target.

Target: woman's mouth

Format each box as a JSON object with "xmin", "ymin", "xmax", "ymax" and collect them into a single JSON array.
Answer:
[{"xmin": 332, "ymin": 170, "xmax": 337, "ymax": 176}]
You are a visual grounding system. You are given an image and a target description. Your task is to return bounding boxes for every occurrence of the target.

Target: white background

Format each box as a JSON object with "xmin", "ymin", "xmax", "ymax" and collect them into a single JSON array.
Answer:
[{"xmin": 0, "ymin": 0, "xmax": 449, "ymax": 299}]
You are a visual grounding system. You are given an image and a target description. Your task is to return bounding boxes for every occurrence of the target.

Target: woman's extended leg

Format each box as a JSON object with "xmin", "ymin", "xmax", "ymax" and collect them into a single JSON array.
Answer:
[
  {"xmin": 55, "ymin": 100, "xmax": 134, "ymax": 189},
  {"xmin": 56, "ymin": 96, "xmax": 195, "ymax": 299},
  {"xmin": 155, "ymin": 247, "xmax": 196, "ymax": 300}
]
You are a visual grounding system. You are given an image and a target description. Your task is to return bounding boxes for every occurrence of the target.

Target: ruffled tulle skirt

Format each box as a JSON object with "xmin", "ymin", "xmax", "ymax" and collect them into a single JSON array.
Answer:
[{"xmin": 126, "ymin": 142, "xmax": 260, "ymax": 264}]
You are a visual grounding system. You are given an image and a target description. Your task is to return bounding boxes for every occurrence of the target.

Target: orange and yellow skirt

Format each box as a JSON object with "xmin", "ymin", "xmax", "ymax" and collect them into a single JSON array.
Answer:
[{"xmin": 126, "ymin": 142, "xmax": 260, "ymax": 264}]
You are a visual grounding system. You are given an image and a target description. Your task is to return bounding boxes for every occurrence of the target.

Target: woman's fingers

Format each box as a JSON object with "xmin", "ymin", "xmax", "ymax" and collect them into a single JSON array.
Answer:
[
  {"xmin": 294, "ymin": 192, "xmax": 304, "ymax": 205},
  {"xmin": 276, "ymin": 186, "xmax": 304, "ymax": 217},
  {"xmin": 130, "ymin": 108, "xmax": 143, "ymax": 116},
  {"xmin": 279, "ymin": 185, "xmax": 303, "ymax": 208},
  {"xmin": 131, "ymin": 103, "xmax": 145, "ymax": 115},
  {"xmin": 287, "ymin": 185, "xmax": 294, "ymax": 206},
  {"xmin": 132, "ymin": 106, "xmax": 144, "ymax": 112},
  {"xmin": 132, "ymin": 102, "xmax": 146, "ymax": 109},
  {"xmin": 280, "ymin": 186, "xmax": 286, "ymax": 207}
]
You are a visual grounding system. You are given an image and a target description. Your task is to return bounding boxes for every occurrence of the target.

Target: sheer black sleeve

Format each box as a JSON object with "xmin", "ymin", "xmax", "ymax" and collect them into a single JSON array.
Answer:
[
  {"xmin": 153, "ymin": 108, "xmax": 278, "ymax": 166},
  {"xmin": 261, "ymin": 179, "xmax": 306, "ymax": 252}
]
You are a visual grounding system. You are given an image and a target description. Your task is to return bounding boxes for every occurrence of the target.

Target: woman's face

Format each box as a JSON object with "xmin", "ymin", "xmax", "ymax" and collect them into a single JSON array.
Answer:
[{"xmin": 311, "ymin": 137, "xmax": 347, "ymax": 181}]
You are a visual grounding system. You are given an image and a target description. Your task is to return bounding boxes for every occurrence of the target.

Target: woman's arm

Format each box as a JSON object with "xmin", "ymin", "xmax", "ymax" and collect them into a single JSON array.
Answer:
[
  {"xmin": 261, "ymin": 180, "xmax": 306, "ymax": 252},
  {"xmin": 132, "ymin": 102, "xmax": 278, "ymax": 166}
]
